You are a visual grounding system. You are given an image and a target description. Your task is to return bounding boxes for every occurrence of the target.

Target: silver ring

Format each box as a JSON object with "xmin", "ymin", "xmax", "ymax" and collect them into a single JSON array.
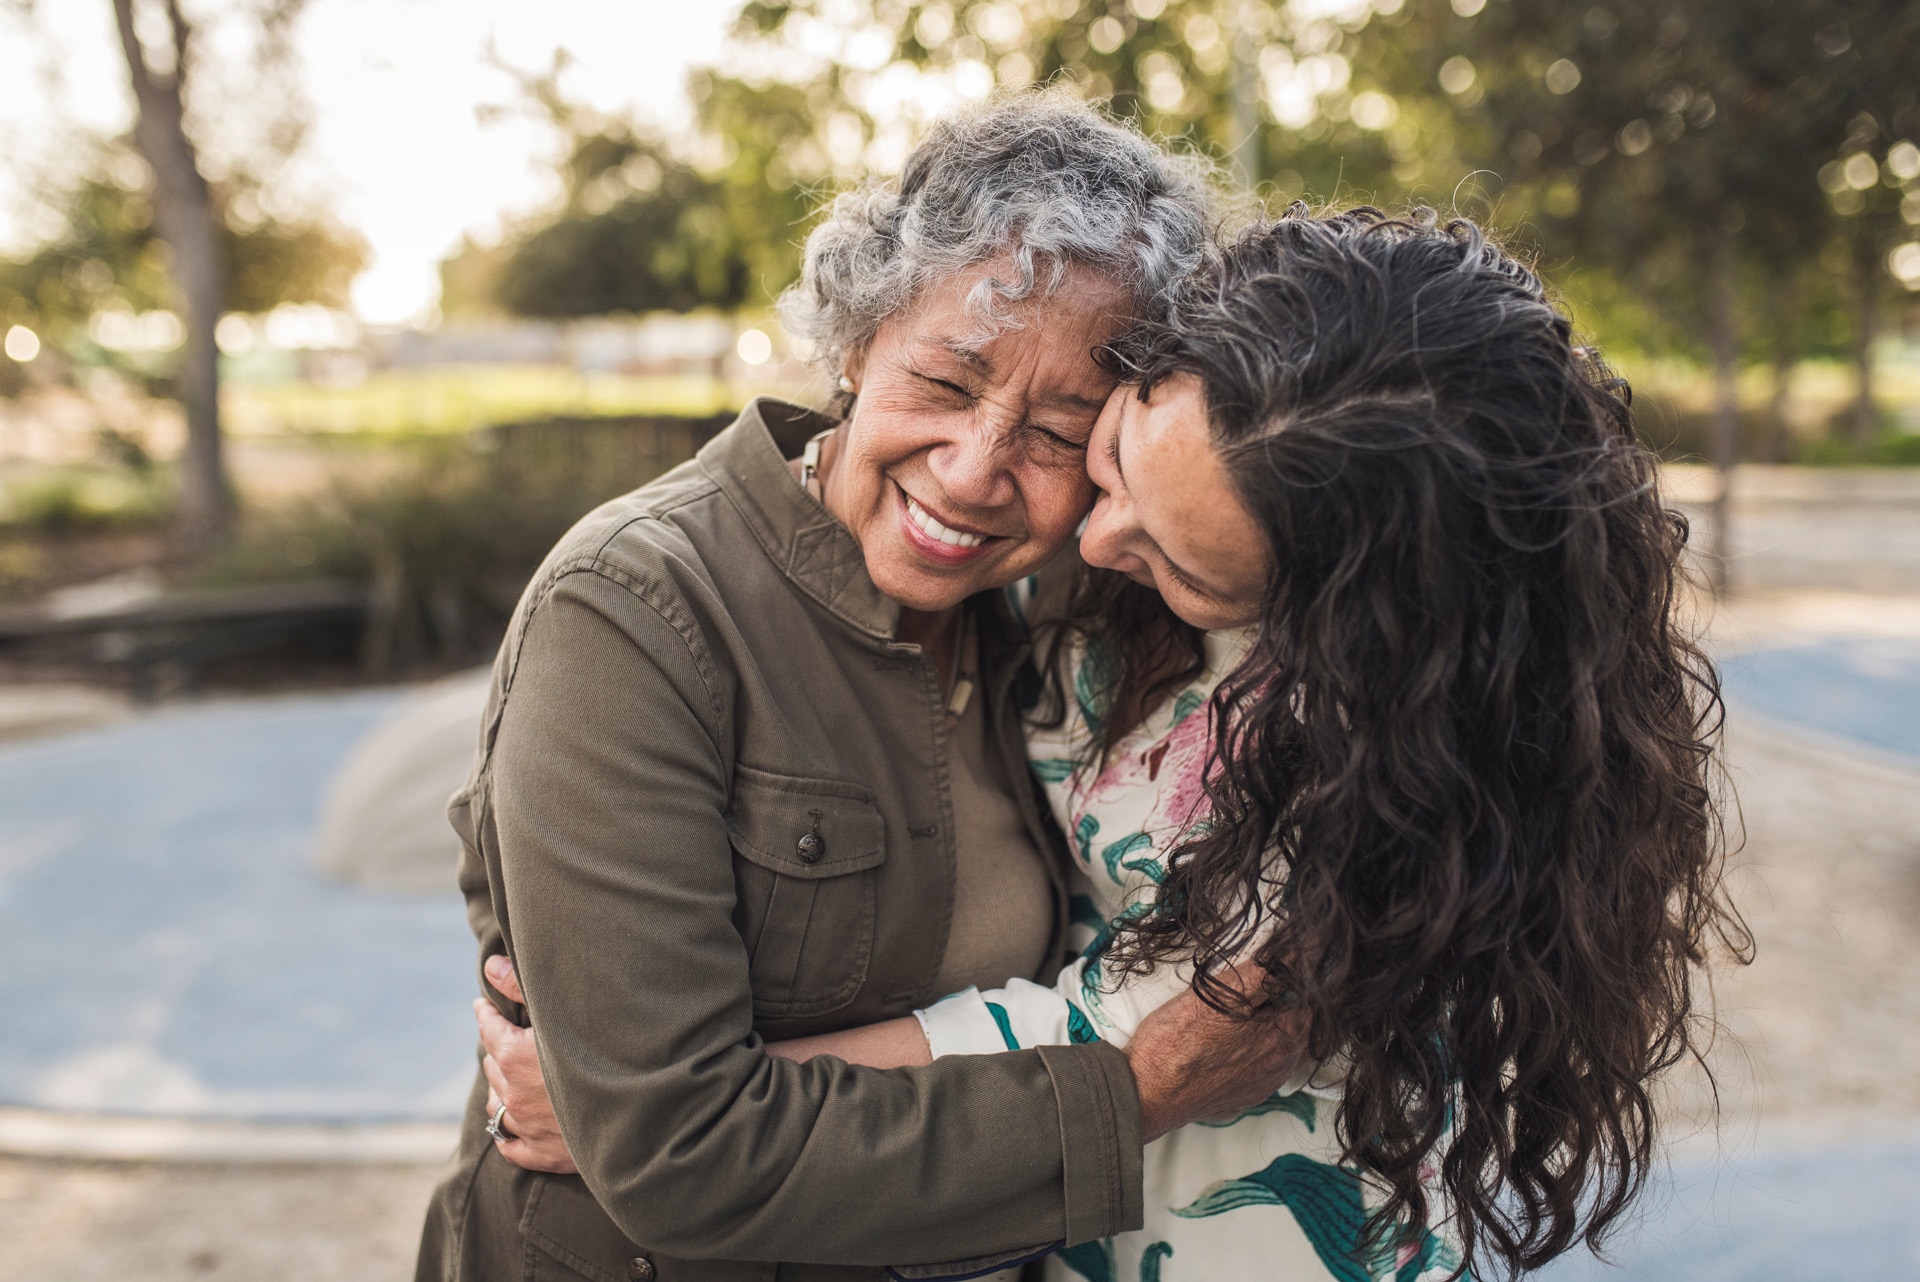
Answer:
[{"xmin": 487, "ymin": 1101, "xmax": 515, "ymax": 1143}]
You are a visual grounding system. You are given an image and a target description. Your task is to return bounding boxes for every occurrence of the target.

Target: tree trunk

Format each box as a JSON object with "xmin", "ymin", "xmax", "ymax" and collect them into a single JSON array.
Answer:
[
  {"xmin": 111, "ymin": 0, "xmax": 230, "ymax": 550},
  {"xmin": 1767, "ymin": 357, "xmax": 1794, "ymax": 463},
  {"xmin": 1228, "ymin": 22, "xmax": 1259, "ymax": 190},
  {"xmin": 1849, "ymin": 236, "xmax": 1880, "ymax": 451},
  {"xmin": 1766, "ymin": 273, "xmax": 1799, "ymax": 463},
  {"xmin": 1706, "ymin": 230, "xmax": 1741, "ymax": 594}
]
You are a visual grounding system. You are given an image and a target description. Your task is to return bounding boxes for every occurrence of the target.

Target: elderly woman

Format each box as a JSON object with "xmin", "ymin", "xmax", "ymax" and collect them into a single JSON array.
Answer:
[{"xmin": 415, "ymin": 96, "xmax": 1298, "ymax": 1282}]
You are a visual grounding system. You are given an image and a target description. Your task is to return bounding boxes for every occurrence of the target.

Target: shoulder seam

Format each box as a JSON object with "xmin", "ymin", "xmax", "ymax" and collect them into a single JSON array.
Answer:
[
  {"xmin": 513, "ymin": 557, "xmax": 727, "ymax": 735},
  {"xmin": 583, "ymin": 476, "xmax": 724, "ymax": 563}
]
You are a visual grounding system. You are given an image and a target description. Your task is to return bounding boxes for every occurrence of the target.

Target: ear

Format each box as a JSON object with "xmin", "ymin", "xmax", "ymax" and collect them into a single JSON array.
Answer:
[{"xmin": 841, "ymin": 345, "xmax": 868, "ymax": 392}]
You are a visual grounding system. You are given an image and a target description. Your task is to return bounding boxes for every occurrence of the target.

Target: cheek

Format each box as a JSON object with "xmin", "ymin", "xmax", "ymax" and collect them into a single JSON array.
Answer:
[
  {"xmin": 837, "ymin": 419, "xmax": 917, "ymax": 512},
  {"xmin": 1022, "ymin": 463, "xmax": 1096, "ymax": 540}
]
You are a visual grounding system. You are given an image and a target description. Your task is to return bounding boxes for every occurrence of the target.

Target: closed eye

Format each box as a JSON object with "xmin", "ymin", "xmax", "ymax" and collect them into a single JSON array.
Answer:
[
  {"xmin": 914, "ymin": 370, "xmax": 973, "ymax": 399},
  {"xmin": 1030, "ymin": 422, "xmax": 1089, "ymax": 451},
  {"xmin": 1160, "ymin": 555, "xmax": 1220, "ymax": 601}
]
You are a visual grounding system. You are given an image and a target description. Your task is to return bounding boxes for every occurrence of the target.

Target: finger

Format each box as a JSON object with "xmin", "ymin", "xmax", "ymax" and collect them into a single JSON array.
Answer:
[
  {"xmin": 474, "ymin": 996, "xmax": 524, "ymax": 1059},
  {"xmin": 484, "ymin": 1090, "xmax": 516, "ymax": 1143},
  {"xmin": 481, "ymin": 1051, "xmax": 511, "ymax": 1104},
  {"xmin": 499, "ymin": 1135, "xmax": 577, "ymax": 1175},
  {"xmin": 1215, "ymin": 958, "xmax": 1271, "ymax": 1004},
  {"xmin": 484, "ymin": 953, "xmax": 526, "ymax": 1005},
  {"xmin": 483, "ymin": 1056, "xmax": 557, "ymax": 1142}
]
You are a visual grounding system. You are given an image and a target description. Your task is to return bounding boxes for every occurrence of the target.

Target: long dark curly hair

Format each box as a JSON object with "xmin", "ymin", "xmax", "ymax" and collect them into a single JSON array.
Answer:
[{"xmin": 1063, "ymin": 207, "xmax": 1745, "ymax": 1279}]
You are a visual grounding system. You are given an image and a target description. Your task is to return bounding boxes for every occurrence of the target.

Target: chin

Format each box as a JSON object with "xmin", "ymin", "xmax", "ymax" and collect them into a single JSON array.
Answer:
[
  {"xmin": 866, "ymin": 538, "xmax": 1008, "ymax": 611},
  {"xmin": 870, "ymin": 566, "xmax": 980, "ymax": 613}
]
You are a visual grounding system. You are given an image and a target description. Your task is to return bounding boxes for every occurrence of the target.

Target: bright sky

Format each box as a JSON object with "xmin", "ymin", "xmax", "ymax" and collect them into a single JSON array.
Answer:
[{"xmin": 0, "ymin": 0, "xmax": 736, "ymax": 324}]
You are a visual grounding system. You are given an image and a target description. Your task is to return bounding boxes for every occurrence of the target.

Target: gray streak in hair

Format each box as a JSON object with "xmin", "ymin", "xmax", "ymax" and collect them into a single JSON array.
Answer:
[{"xmin": 778, "ymin": 91, "xmax": 1221, "ymax": 381}]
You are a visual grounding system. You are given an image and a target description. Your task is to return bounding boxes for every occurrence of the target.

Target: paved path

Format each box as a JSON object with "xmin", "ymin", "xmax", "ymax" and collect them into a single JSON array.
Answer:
[
  {"xmin": 1727, "ymin": 638, "xmax": 1920, "ymax": 758},
  {"xmin": 0, "ymin": 692, "xmax": 476, "ymax": 1127},
  {"xmin": 1537, "ymin": 1139, "xmax": 1920, "ymax": 1281}
]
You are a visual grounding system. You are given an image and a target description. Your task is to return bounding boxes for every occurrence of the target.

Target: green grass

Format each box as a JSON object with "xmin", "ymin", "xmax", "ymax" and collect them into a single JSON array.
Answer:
[
  {"xmin": 223, "ymin": 366, "xmax": 774, "ymax": 438},
  {"xmin": 0, "ymin": 465, "xmax": 174, "ymax": 533}
]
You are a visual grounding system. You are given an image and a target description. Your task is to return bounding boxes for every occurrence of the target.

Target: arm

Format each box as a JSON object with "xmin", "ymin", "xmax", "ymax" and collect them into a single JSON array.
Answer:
[
  {"xmin": 484, "ymin": 950, "xmax": 1307, "ymax": 1173},
  {"xmin": 485, "ymin": 573, "xmax": 1141, "ymax": 1266}
]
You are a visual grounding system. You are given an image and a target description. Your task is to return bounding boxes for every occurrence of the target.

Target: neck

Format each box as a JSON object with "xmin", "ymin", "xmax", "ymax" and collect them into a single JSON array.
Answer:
[{"xmin": 895, "ymin": 605, "xmax": 958, "ymax": 649}]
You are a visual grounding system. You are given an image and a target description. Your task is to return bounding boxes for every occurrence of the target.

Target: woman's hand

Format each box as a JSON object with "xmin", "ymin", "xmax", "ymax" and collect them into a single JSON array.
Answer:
[
  {"xmin": 476, "ymin": 955, "xmax": 578, "ymax": 1174},
  {"xmin": 1124, "ymin": 966, "xmax": 1311, "ymax": 1143}
]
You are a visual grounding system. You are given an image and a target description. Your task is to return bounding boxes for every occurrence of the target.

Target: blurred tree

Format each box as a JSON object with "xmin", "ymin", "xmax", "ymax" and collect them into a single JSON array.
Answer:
[
  {"xmin": 442, "ymin": 57, "xmax": 818, "ymax": 317},
  {"xmin": 0, "ymin": 148, "xmax": 366, "ymax": 331},
  {"xmin": 0, "ymin": 0, "xmax": 342, "ymax": 550},
  {"xmin": 721, "ymin": 0, "xmax": 1417, "ymax": 205},
  {"xmin": 455, "ymin": 0, "xmax": 1920, "ymax": 487},
  {"xmin": 1377, "ymin": 0, "xmax": 1920, "ymax": 577},
  {"xmin": 109, "ymin": 0, "xmax": 241, "ymax": 548}
]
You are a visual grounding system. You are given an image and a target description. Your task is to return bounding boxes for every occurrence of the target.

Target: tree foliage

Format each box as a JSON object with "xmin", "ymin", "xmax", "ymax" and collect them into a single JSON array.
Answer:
[
  {"xmin": 442, "ymin": 62, "xmax": 822, "ymax": 317},
  {"xmin": 620, "ymin": 0, "xmax": 1918, "ymax": 460},
  {"xmin": 0, "ymin": 145, "xmax": 367, "ymax": 337}
]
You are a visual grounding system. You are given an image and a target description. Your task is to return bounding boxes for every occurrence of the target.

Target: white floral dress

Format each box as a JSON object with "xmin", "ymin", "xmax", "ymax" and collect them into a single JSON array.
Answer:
[{"xmin": 915, "ymin": 628, "xmax": 1463, "ymax": 1282}]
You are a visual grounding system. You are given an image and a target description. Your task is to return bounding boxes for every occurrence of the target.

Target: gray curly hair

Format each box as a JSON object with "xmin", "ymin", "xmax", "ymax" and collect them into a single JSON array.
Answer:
[{"xmin": 778, "ymin": 92, "xmax": 1220, "ymax": 381}]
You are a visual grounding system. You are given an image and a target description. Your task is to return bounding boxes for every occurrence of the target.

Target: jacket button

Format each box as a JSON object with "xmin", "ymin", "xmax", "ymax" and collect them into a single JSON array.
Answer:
[
  {"xmin": 628, "ymin": 1257, "xmax": 656, "ymax": 1282},
  {"xmin": 796, "ymin": 831, "xmax": 825, "ymax": 864}
]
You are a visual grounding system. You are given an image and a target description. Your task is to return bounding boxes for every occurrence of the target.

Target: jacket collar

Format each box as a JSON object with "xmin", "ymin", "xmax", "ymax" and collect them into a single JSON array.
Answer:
[{"xmin": 698, "ymin": 398, "xmax": 904, "ymax": 640}]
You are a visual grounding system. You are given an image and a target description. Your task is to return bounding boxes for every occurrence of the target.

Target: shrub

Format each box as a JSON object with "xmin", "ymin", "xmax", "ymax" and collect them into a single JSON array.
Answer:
[
  {"xmin": 0, "ymin": 467, "xmax": 173, "ymax": 534},
  {"xmin": 205, "ymin": 411, "xmax": 731, "ymax": 673}
]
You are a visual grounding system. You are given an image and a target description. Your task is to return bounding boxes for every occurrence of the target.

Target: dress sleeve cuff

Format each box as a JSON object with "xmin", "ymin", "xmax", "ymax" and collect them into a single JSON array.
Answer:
[{"xmin": 914, "ymin": 987, "xmax": 1014, "ymax": 1058}]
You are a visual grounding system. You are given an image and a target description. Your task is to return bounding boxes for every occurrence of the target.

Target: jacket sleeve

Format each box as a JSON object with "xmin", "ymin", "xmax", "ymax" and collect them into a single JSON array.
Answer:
[{"xmin": 487, "ymin": 569, "xmax": 1143, "ymax": 1266}]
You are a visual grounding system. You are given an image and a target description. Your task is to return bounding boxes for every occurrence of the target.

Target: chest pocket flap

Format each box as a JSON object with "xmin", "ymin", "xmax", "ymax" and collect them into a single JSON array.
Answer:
[
  {"xmin": 724, "ymin": 764, "xmax": 886, "ymax": 878},
  {"xmin": 725, "ymin": 764, "xmax": 887, "ymax": 1018}
]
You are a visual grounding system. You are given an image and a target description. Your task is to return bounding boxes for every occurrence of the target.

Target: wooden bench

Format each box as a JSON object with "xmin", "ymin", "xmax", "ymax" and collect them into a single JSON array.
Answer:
[{"xmin": 0, "ymin": 580, "xmax": 368, "ymax": 700}]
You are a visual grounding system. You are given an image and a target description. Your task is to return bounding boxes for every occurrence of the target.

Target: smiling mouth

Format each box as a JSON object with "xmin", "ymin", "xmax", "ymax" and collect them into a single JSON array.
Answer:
[{"xmin": 904, "ymin": 492, "xmax": 990, "ymax": 549}]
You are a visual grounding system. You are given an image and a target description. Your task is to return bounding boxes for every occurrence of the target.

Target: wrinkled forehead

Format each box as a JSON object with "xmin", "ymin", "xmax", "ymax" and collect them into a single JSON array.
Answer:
[{"xmin": 911, "ymin": 250, "xmax": 1136, "ymax": 350}]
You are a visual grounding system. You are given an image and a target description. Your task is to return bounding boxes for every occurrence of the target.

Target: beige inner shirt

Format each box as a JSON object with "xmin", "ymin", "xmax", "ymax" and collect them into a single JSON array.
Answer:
[{"xmin": 931, "ymin": 640, "xmax": 1055, "ymax": 998}]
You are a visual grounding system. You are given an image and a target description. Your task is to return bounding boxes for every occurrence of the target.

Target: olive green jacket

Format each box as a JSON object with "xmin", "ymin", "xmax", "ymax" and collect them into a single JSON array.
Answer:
[{"xmin": 416, "ymin": 400, "xmax": 1144, "ymax": 1282}]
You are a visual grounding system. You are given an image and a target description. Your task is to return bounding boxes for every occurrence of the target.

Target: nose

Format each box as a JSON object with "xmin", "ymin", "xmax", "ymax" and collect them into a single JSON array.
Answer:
[
  {"xmin": 926, "ymin": 418, "xmax": 1018, "ymax": 512},
  {"xmin": 1078, "ymin": 489, "xmax": 1135, "ymax": 572}
]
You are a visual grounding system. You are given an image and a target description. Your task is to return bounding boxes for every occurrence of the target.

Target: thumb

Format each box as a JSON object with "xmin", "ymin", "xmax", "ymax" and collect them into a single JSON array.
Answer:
[{"xmin": 485, "ymin": 953, "xmax": 526, "ymax": 1005}]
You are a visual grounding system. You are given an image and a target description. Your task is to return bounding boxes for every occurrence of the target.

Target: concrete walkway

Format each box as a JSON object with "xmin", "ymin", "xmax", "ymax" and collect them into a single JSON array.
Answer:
[
  {"xmin": 1538, "ymin": 1139, "xmax": 1920, "ymax": 1281},
  {"xmin": 0, "ymin": 691, "xmax": 476, "ymax": 1143}
]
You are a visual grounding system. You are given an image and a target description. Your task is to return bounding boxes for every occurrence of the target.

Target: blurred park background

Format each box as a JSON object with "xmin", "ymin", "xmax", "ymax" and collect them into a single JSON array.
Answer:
[{"xmin": 1, "ymin": 0, "xmax": 1918, "ymax": 1278}]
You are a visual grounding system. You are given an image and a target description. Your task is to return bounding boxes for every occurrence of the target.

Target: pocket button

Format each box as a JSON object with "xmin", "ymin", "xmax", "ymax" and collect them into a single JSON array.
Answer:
[
  {"xmin": 627, "ymin": 1257, "xmax": 656, "ymax": 1282},
  {"xmin": 796, "ymin": 831, "xmax": 825, "ymax": 864}
]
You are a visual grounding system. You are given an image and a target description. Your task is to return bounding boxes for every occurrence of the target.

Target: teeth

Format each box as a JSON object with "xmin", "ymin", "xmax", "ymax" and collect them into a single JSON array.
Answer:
[{"xmin": 906, "ymin": 495, "xmax": 986, "ymax": 549}]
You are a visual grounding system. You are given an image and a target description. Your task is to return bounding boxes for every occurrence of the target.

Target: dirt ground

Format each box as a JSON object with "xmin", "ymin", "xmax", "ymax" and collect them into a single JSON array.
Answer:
[
  {"xmin": 3, "ymin": 589, "xmax": 1919, "ymax": 1281},
  {"xmin": 0, "ymin": 1157, "xmax": 445, "ymax": 1281}
]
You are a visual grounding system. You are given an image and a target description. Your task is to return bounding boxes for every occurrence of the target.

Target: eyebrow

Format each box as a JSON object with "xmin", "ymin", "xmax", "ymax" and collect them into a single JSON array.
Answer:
[
  {"xmin": 1037, "ymin": 388, "xmax": 1107, "ymax": 415},
  {"xmin": 920, "ymin": 336, "xmax": 990, "ymax": 369}
]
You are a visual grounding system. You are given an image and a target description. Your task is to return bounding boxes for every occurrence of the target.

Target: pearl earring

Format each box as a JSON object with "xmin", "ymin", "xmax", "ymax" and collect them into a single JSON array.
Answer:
[{"xmin": 838, "ymin": 375, "xmax": 855, "ymax": 393}]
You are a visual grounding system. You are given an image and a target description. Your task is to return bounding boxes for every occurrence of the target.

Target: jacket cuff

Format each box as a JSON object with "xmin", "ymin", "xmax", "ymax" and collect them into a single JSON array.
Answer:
[
  {"xmin": 1036, "ymin": 1042, "xmax": 1143, "ymax": 1245},
  {"xmin": 888, "ymin": 1242, "xmax": 1062, "ymax": 1281}
]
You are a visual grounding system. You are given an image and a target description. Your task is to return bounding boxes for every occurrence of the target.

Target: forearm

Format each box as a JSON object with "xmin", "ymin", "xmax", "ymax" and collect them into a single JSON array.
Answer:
[
  {"xmin": 768, "ymin": 1016, "xmax": 932, "ymax": 1068},
  {"xmin": 916, "ymin": 960, "xmax": 1317, "ymax": 1145}
]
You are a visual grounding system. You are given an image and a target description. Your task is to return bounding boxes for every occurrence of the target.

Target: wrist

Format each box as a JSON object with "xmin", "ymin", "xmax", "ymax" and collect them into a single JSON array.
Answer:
[{"xmin": 1125, "ymin": 1041, "xmax": 1177, "ymax": 1143}]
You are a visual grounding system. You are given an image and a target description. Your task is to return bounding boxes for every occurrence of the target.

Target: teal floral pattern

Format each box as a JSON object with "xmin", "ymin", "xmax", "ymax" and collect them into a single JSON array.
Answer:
[
  {"xmin": 1176, "ymin": 1155, "xmax": 1461, "ymax": 1282},
  {"xmin": 914, "ymin": 627, "xmax": 1462, "ymax": 1282}
]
